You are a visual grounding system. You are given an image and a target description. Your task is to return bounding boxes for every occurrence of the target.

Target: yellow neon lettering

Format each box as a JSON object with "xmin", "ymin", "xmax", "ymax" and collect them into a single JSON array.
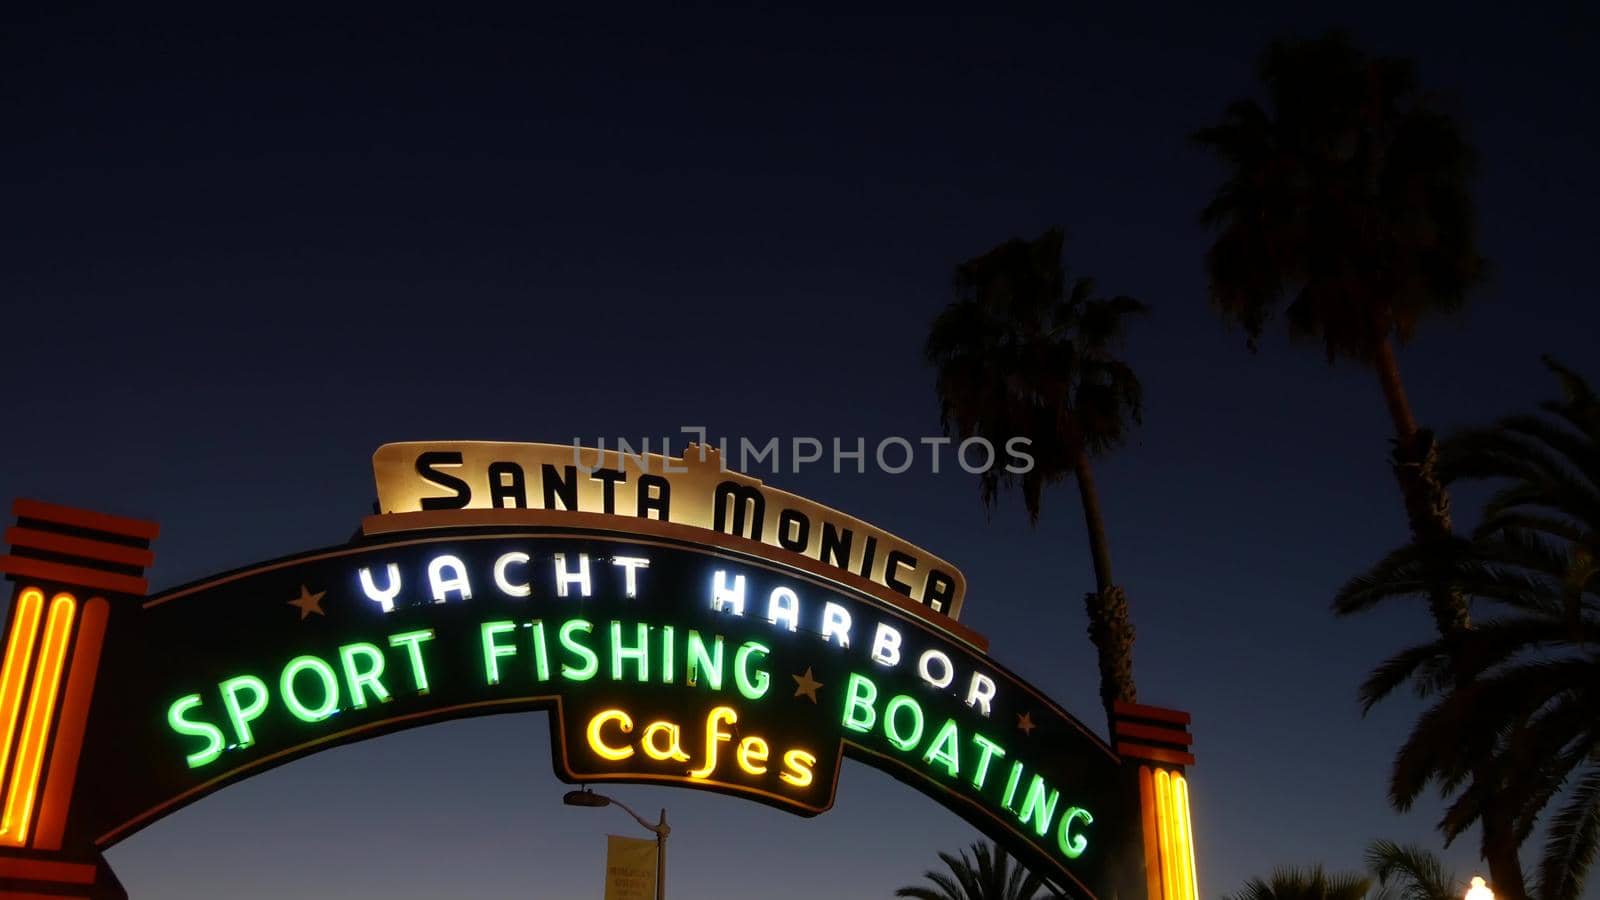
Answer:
[
  {"xmin": 736, "ymin": 736, "xmax": 769, "ymax": 775},
  {"xmin": 586, "ymin": 709, "xmax": 634, "ymax": 761},
  {"xmin": 689, "ymin": 706, "xmax": 736, "ymax": 779}
]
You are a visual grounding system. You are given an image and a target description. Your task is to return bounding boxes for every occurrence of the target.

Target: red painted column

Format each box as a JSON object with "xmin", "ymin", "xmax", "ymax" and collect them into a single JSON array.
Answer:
[{"xmin": 0, "ymin": 499, "xmax": 156, "ymax": 899}]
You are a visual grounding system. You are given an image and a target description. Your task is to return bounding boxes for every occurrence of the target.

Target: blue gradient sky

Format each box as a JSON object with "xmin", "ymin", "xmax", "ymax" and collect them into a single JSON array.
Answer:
[{"xmin": 3, "ymin": 4, "xmax": 1597, "ymax": 898}]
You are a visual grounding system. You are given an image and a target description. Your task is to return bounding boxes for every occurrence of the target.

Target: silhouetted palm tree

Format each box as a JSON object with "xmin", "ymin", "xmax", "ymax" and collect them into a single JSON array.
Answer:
[
  {"xmin": 1195, "ymin": 30, "xmax": 1487, "ymax": 639},
  {"xmin": 1193, "ymin": 28, "xmax": 1506, "ymax": 895},
  {"xmin": 1224, "ymin": 865, "xmax": 1370, "ymax": 900},
  {"xmin": 926, "ymin": 228, "xmax": 1147, "ymax": 717},
  {"xmin": 1338, "ymin": 359, "xmax": 1600, "ymax": 900},
  {"xmin": 895, "ymin": 841, "xmax": 1061, "ymax": 900},
  {"xmin": 1366, "ymin": 840, "xmax": 1459, "ymax": 900}
]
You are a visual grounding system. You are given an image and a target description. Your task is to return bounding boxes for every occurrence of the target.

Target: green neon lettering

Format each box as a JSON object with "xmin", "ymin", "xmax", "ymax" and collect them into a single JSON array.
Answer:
[
  {"xmin": 168, "ymin": 694, "xmax": 225, "ymax": 768},
  {"xmin": 560, "ymin": 619, "xmax": 598, "ymax": 681},
  {"xmin": 530, "ymin": 620, "xmax": 551, "ymax": 681},
  {"xmin": 660, "ymin": 624, "xmax": 674, "ymax": 683},
  {"xmin": 482, "ymin": 620, "xmax": 518, "ymax": 685},
  {"xmin": 733, "ymin": 641, "xmax": 770, "ymax": 700},
  {"xmin": 841, "ymin": 672, "xmax": 878, "ymax": 733},
  {"xmin": 387, "ymin": 629, "xmax": 435, "ymax": 694},
  {"xmin": 610, "ymin": 621, "xmax": 650, "ymax": 682},
  {"xmin": 339, "ymin": 642, "xmax": 391, "ymax": 709},
  {"xmin": 281, "ymin": 655, "xmax": 340, "ymax": 722},
  {"xmin": 1001, "ymin": 761, "xmax": 1025, "ymax": 812},
  {"xmin": 220, "ymin": 675, "xmax": 269, "ymax": 748},
  {"xmin": 969, "ymin": 733, "xmax": 1006, "ymax": 790},
  {"xmin": 685, "ymin": 630, "xmax": 723, "ymax": 690},
  {"xmin": 1057, "ymin": 807, "xmax": 1093, "ymax": 858},
  {"xmin": 883, "ymin": 695, "xmax": 925, "ymax": 751},
  {"xmin": 922, "ymin": 719, "xmax": 961, "ymax": 777},
  {"xmin": 1019, "ymin": 774, "xmax": 1061, "ymax": 837}
]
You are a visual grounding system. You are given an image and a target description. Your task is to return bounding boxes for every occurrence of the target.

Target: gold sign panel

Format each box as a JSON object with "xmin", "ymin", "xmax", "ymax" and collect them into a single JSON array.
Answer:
[{"xmin": 370, "ymin": 441, "xmax": 969, "ymax": 624}]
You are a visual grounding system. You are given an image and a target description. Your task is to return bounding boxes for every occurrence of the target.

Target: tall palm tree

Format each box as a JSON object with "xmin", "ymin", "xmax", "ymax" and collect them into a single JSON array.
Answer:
[
  {"xmin": 926, "ymin": 227, "xmax": 1147, "ymax": 718},
  {"xmin": 1336, "ymin": 358, "xmax": 1600, "ymax": 900},
  {"xmin": 1194, "ymin": 31, "xmax": 1488, "ymax": 640},
  {"xmin": 895, "ymin": 841, "xmax": 1062, "ymax": 900},
  {"xmin": 1223, "ymin": 865, "xmax": 1370, "ymax": 900},
  {"xmin": 1194, "ymin": 28, "xmax": 1502, "ymax": 895}
]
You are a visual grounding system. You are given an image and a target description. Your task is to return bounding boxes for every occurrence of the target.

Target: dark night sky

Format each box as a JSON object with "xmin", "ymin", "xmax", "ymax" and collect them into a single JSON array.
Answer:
[{"xmin": 3, "ymin": 4, "xmax": 1597, "ymax": 898}]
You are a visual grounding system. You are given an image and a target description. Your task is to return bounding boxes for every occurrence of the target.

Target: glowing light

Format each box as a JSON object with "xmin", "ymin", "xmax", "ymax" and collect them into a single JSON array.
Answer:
[
  {"xmin": 281, "ymin": 655, "xmax": 340, "ymax": 722},
  {"xmin": 1465, "ymin": 877, "xmax": 1494, "ymax": 900},
  {"xmin": 641, "ymin": 721, "xmax": 689, "ymax": 761},
  {"xmin": 610, "ymin": 622, "xmax": 650, "ymax": 682},
  {"xmin": 688, "ymin": 706, "xmax": 736, "ymax": 779},
  {"xmin": 820, "ymin": 602, "xmax": 851, "ymax": 648},
  {"xmin": 736, "ymin": 736, "xmax": 769, "ymax": 775},
  {"xmin": 387, "ymin": 629, "xmax": 435, "ymax": 693},
  {"xmin": 1001, "ymin": 761, "xmax": 1024, "ymax": 812},
  {"xmin": 427, "ymin": 554, "xmax": 472, "ymax": 602},
  {"xmin": 1, "ymin": 592, "xmax": 75, "ymax": 845},
  {"xmin": 841, "ymin": 672, "xmax": 878, "ymax": 734},
  {"xmin": 921, "ymin": 719, "xmax": 961, "ymax": 778},
  {"xmin": 765, "ymin": 587, "xmax": 799, "ymax": 631},
  {"xmin": 711, "ymin": 570, "xmax": 745, "ymax": 615},
  {"xmin": 586, "ymin": 709, "xmax": 634, "ymax": 760},
  {"xmin": 339, "ymin": 642, "xmax": 391, "ymax": 708},
  {"xmin": 969, "ymin": 733, "xmax": 1006, "ymax": 790},
  {"xmin": 733, "ymin": 641, "xmax": 770, "ymax": 700},
  {"xmin": 559, "ymin": 619, "xmax": 598, "ymax": 681},
  {"xmin": 612, "ymin": 557, "xmax": 649, "ymax": 597},
  {"xmin": 870, "ymin": 623, "xmax": 902, "ymax": 666},
  {"xmin": 1018, "ymin": 775, "xmax": 1060, "ymax": 838},
  {"xmin": 167, "ymin": 694, "xmax": 225, "ymax": 768},
  {"xmin": 780, "ymin": 749, "xmax": 817, "ymax": 788},
  {"xmin": 1058, "ymin": 807, "xmax": 1092, "ymax": 859},
  {"xmin": 359, "ymin": 564, "xmax": 402, "ymax": 612},
  {"xmin": 965, "ymin": 673, "xmax": 996, "ymax": 716},
  {"xmin": 529, "ymin": 620, "xmax": 551, "ymax": 681},
  {"xmin": 482, "ymin": 621, "xmax": 519, "ymax": 685},
  {"xmin": 883, "ymin": 694, "xmax": 925, "ymax": 751},
  {"xmin": 918, "ymin": 649, "xmax": 954, "ymax": 688},
  {"xmin": 553, "ymin": 553, "xmax": 591, "ymax": 597},
  {"xmin": 220, "ymin": 675, "xmax": 269, "ymax": 746},
  {"xmin": 1153, "ymin": 769, "xmax": 1198, "ymax": 900},
  {"xmin": 0, "ymin": 588, "xmax": 44, "ymax": 803},
  {"xmin": 493, "ymin": 552, "xmax": 532, "ymax": 597},
  {"xmin": 685, "ymin": 630, "xmax": 723, "ymax": 690}
]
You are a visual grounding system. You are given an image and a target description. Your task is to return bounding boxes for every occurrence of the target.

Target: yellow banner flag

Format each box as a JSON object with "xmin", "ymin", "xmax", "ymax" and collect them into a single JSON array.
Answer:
[{"xmin": 603, "ymin": 834, "xmax": 657, "ymax": 900}]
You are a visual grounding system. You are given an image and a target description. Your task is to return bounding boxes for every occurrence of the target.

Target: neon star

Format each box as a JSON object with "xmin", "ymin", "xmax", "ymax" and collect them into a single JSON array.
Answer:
[
  {"xmin": 792, "ymin": 667, "xmax": 823, "ymax": 703},
  {"xmin": 288, "ymin": 585, "xmax": 327, "ymax": 620},
  {"xmin": 1017, "ymin": 711, "xmax": 1036, "ymax": 735}
]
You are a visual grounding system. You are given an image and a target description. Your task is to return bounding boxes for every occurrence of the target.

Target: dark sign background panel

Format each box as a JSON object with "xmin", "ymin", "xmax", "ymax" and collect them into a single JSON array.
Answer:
[{"xmin": 74, "ymin": 528, "xmax": 1130, "ymax": 898}]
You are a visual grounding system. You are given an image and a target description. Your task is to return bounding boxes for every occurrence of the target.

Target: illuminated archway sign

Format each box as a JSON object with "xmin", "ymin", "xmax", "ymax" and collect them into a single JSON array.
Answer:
[{"xmin": 0, "ymin": 443, "xmax": 1198, "ymax": 900}]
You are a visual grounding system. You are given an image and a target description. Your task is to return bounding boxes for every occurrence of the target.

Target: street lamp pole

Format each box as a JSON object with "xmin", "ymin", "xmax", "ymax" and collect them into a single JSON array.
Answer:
[{"xmin": 563, "ymin": 789, "xmax": 670, "ymax": 900}]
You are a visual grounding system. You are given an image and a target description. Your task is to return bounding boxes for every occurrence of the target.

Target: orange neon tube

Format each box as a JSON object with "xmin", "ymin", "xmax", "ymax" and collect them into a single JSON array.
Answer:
[
  {"xmin": 0, "ymin": 592, "xmax": 75, "ymax": 846},
  {"xmin": 0, "ymin": 588, "xmax": 46, "ymax": 805}
]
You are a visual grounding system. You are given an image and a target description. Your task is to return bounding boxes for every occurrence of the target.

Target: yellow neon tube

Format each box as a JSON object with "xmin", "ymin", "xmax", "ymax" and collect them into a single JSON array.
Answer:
[
  {"xmin": 1173, "ymin": 773, "xmax": 1199, "ymax": 900},
  {"xmin": 0, "ymin": 588, "xmax": 46, "ymax": 808},
  {"xmin": 0, "ymin": 592, "xmax": 75, "ymax": 846}
]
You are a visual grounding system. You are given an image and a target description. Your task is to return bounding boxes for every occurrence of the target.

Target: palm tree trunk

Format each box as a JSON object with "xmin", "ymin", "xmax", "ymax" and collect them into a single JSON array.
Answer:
[
  {"xmin": 1376, "ymin": 340, "xmax": 1527, "ymax": 900},
  {"xmin": 1074, "ymin": 451, "xmax": 1137, "ymax": 719}
]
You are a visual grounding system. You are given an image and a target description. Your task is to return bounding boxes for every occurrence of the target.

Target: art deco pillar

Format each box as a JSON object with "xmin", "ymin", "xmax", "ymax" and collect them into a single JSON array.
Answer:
[
  {"xmin": 1113, "ymin": 700, "xmax": 1199, "ymax": 900},
  {"xmin": 0, "ymin": 499, "xmax": 157, "ymax": 899}
]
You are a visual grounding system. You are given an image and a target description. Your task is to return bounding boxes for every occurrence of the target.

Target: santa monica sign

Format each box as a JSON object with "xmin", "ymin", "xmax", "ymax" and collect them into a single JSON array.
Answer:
[{"xmin": 0, "ymin": 442, "xmax": 1198, "ymax": 900}]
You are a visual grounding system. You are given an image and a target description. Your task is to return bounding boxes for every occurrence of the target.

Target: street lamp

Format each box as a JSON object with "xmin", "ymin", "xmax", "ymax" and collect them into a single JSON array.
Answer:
[
  {"xmin": 1464, "ymin": 876, "xmax": 1494, "ymax": 900},
  {"xmin": 563, "ymin": 788, "xmax": 669, "ymax": 900}
]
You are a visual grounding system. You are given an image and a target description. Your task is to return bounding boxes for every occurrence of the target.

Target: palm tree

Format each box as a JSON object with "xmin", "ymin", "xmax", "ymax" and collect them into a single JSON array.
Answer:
[
  {"xmin": 1223, "ymin": 865, "xmax": 1370, "ymax": 900},
  {"xmin": 1223, "ymin": 843, "xmax": 1454, "ymax": 900},
  {"xmin": 1194, "ymin": 27, "xmax": 1502, "ymax": 895},
  {"xmin": 1365, "ymin": 840, "xmax": 1459, "ymax": 900},
  {"xmin": 895, "ymin": 841, "xmax": 1062, "ymax": 900},
  {"xmin": 1194, "ymin": 29, "xmax": 1488, "ymax": 636},
  {"xmin": 1336, "ymin": 358, "xmax": 1600, "ymax": 900},
  {"xmin": 926, "ymin": 227, "xmax": 1147, "ymax": 718}
]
